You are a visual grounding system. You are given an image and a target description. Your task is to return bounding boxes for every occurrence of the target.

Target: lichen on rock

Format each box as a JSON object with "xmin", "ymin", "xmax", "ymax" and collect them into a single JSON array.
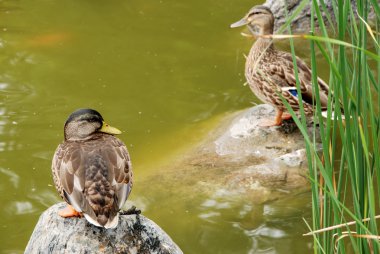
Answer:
[{"xmin": 25, "ymin": 203, "xmax": 183, "ymax": 254}]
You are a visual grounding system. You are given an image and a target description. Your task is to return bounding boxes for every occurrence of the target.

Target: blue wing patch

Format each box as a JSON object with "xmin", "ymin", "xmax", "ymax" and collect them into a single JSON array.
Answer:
[{"xmin": 288, "ymin": 89, "xmax": 298, "ymax": 97}]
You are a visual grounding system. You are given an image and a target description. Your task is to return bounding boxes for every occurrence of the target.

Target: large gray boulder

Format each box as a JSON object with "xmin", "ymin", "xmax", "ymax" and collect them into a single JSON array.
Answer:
[
  {"xmin": 264, "ymin": 0, "xmax": 379, "ymax": 33},
  {"xmin": 25, "ymin": 203, "xmax": 183, "ymax": 254}
]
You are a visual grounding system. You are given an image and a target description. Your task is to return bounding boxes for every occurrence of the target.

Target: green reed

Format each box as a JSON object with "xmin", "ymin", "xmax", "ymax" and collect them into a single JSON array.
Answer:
[{"xmin": 280, "ymin": 0, "xmax": 380, "ymax": 253}]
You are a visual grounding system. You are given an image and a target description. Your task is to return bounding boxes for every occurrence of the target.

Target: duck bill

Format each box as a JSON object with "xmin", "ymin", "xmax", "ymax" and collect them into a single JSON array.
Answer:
[
  {"xmin": 100, "ymin": 121, "xmax": 122, "ymax": 135},
  {"xmin": 230, "ymin": 18, "xmax": 249, "ymax": 28}
]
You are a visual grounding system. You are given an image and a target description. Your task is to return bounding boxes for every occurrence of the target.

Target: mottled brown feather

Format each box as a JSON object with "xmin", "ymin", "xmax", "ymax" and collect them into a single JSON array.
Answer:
[
  {"xmin": 245, "ymin": 38, "xmax": 330, "ymax": 115},
  {"xmin": 52, "ymin": 132, "xmax": 132, "ymax": 227},
  {"xmin": 238, "ymin": 5, "xmax": 331, "ymax": 116}
]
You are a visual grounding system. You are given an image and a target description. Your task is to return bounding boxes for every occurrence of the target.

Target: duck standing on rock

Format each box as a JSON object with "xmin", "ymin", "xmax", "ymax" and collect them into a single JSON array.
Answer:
[
  {"xmin": 231, "ymin": 5, "xmax": 330, "ymax": 126},
  {"xmin": 52, "ymin": 108, "xmax": 133, "ymax": 229}
]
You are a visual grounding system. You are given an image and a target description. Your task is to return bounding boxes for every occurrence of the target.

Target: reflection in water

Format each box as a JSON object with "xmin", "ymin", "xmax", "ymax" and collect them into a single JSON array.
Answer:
[
  {"xmin": 1, "ymin": 16, "xmax": 49, "ymax": 251},
  {"xmin": 0, "ymin": 105, "xmax": 23, "ymax": 152},
  {"xmin": 6, "ymin": 201, "xmax": 37, "ymax": 215},
  {"xmin": 198, "ymin": 211, "xmax": 221, "ymax": 222},
  {"xmin": 246, "ymin": 225, "xmax": 287, "ymax": 239},
  {"xmin": 201, "ymin": 198, "xmax": 231, "ymax": 209},
  {"xmin": 0, "ymin": 0, "xmax": 322, "ymax": 253},
  {"xmin": 0, "ymin": 104, "xmax": 7, "ymax": 136},
  {"xmin": 246, "ymin": 225, "xmax": 290, "ymax": 254},
  {"xmin": 9, "ymin": 52, "xmax": 36, "ymax": 65},
  {"xmin": 32, "ymin": 151, "xmax": 53, "ymax": 160},
  {"xmin": 239, "ymin": 204, "xmax": 253, "ymax": 217},
  {"xmin": 0, "ymin": 167, "xmax": 19, "ymax": 188},
  {"xmin": 24, "ymin": 32, "xmax": 71, "ymax": 48},
  {"xmin": 195, "ymin": 185, "xmax": 312, "ymax": 253},
  {"xmin": 27, "ymin": 189, "xmax": 60, "ymax": 208},
  {"xmin": 0, "ymin": 141, "xmax": 5, "ymax": 151},
  {"xmin": 0, "ymin": 83, "xmax": 8, "ymax": 90}
]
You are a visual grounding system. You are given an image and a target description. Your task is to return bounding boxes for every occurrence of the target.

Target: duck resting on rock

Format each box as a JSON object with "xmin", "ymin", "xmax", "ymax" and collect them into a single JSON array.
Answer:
[
  {"xmin": 52, "ymin": 108, "xmax": 133, "ymax": 229},
  {"xmin": 231, "ymin": 5, "xmax": 330, "ymax": 126}
]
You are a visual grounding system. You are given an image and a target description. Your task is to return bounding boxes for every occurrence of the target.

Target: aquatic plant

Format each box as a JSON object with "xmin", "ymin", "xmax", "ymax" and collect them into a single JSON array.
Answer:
[{"xmin": 276, "ymin": 0, "xmax": 380, "ymax": 252}]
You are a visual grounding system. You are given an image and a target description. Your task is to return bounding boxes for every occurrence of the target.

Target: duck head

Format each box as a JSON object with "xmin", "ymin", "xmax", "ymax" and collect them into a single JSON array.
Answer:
[
  {"xmin": 64, "ymin": 108, "xmax": 122, "ymax": 141},
  {"xmin": 230, "ymin": 5, "xmax": 274, "ymax": 36}
]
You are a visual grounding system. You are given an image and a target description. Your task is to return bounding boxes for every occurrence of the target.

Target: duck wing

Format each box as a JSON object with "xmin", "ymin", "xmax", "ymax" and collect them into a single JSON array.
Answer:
[
  {"xmin": 266, "ymin": 51, "xmax": 330, "ymax": 109},
  {"xmin": 52, "ymin": 141, "xmax": 86, "ymax": 207},
  {"xmin": 104, "ymin": 136, "xmax": 133, "ymax": 210}
]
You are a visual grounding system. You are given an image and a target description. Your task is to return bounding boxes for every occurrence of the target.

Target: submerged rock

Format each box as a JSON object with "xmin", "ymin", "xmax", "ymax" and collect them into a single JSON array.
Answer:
[
  {"xmin": 143, "ymin": 105, "xmax": 319, "ymax": 205},
  {"xmin": 192, "ymin": 105, "xmax": 316, "ymax": 194},
  {"xmin": 25, "ymin": 203, "xmax": 183, "ymax": 254}
]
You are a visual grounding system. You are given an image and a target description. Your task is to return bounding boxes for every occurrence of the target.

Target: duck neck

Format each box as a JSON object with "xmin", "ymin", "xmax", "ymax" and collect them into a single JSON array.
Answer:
[
  {"xmin": 247, "ymin": 20, "xmax": 274, "ymax": 52},
  {"xmin": 255, "ymin": 36, "xmax": 273, "ymax": 48},
  {"xmin": 250, "ymin": 37, "xmax": 274, "ymax": 60}
]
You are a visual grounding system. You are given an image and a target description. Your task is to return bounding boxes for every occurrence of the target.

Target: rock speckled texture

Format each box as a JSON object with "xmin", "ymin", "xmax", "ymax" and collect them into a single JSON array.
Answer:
[
  {"xmin": 25, "ymin": 203, "xmax": 183, "ymax": 254},
  {"xmin": 264, "ymin": 0, "xmax": 379, "ymax": 33},
  {"xmin": 200, "ymin": 105, "xmax": 317, "ymax": 193}
]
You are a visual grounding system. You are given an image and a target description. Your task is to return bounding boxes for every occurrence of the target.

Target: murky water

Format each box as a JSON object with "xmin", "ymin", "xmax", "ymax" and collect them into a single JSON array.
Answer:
[{"xmin": 0, "ymin": 1, "xmax": 329, "ymax": 253}]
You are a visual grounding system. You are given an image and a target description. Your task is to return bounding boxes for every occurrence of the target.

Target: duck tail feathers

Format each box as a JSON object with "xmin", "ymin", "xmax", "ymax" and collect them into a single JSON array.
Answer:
[
  {"xmin": 83, "ymin": 212, "xmax": 119, "ymax": 229},
  {"xmin": 321, "ymin": 111, "xmax": 346, "ymax": 120}
]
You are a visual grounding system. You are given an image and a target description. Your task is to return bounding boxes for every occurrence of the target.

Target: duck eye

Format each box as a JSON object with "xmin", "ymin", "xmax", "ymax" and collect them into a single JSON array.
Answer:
[
  {"xmin": 250, "ymin": 11, "xmax": 261, "ymax": 16},
  {"xmin": 84, "ymin": 118, "xmax": 97, "ymax": 123}
]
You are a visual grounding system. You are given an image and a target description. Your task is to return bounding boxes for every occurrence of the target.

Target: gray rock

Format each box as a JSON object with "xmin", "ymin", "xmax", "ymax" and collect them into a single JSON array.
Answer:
[
  {"xmin": 264, "ymin": 0, "xmax": 379, "ymax": 33},
  {"xmin": 25, "ymin": 203, "xmax": 183, "ymax": 254},
  {"xmin": 198, "ymin": 105, "xmax": 314, "ymax": 193},
  {"xmin": 214, "ymin": 104, "xmax": 305, "ymax": 159}
]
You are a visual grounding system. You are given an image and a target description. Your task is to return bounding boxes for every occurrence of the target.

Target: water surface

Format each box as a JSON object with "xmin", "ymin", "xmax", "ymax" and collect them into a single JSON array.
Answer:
[{"xmin": 0, "ymin": 1, "xmax": 327, "ymax": 253}]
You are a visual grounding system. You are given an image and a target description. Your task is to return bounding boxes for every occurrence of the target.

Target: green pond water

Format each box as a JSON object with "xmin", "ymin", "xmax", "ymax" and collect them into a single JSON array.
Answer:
[{"xmin": 0, "ymin": 1, "xmax": 330, "ymax": 253}]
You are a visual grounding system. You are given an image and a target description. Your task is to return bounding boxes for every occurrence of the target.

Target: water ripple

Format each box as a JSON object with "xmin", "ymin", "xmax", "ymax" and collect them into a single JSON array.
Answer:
[
  {"xmin": 27, "ymin": 189, "xmax": 60, "ymax": 208},
  {"xmin": 0, "ymin": 167, "xmax": 19, "ymax": 188},
  {"xmin": 6, "ymin": 201, "xmax": 37, "ymax": 215},
  {"xmin": 245, "ymin": 224, "xmax": 287, "ymax": 239}
]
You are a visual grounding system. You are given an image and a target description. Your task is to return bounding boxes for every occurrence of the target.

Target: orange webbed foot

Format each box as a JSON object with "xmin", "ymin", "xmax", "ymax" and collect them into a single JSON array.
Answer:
[
  {"xmin": 58, "ymin": 205, "xmax": 82, "ymax": 218},
  {"xmin": 258, "ymin": 110, "xmax": 291, "ymax": 127},
  {"xmin": 258, "ymin": 118, "xmax": 282, "ymax": 127},
  {"xmin": 281, "ymin": 112, "xmax": 293, "ymax": 120}
]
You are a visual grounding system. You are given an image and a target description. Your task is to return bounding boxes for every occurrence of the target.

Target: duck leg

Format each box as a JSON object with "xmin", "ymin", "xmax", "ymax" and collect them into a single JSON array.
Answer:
[
  {"xmin": 259, "ymin": 110, "xmax": 289, "ymax": 127},
  {"xmin": 58, "ymin": 204, "xmax": 82, "ymax": 218}
]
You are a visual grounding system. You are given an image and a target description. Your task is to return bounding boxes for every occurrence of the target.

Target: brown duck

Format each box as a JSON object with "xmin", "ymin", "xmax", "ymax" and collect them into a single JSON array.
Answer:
[
  {"xmin": 231, "ymin": 5, "xmax": 330, "ymax": 126},
  {"xmin": 52, "ymin": 108, "xmax": 132, "ymax": 228}
]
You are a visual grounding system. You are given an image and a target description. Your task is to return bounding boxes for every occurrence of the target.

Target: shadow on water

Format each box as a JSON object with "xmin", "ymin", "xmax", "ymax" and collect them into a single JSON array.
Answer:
[{"xmin": 0, "ymin": 0, "xmax": 328, "ymax": 253}]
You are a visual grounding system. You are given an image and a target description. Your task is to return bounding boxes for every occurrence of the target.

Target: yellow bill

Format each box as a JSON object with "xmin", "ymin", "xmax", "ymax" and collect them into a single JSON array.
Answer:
[{"xmin": 99, "ymin": 121, "xmax": 122, "ymax": 135}]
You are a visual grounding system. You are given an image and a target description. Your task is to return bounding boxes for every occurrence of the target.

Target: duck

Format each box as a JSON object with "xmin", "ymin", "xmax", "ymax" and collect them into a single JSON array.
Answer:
[
  {"xmin": 52, "ymin": 108, "xmax": 133, "ymax": 229},
  {"xmin": 231, "ymin": 5, "xmax": 330, "ymax": 126}
]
